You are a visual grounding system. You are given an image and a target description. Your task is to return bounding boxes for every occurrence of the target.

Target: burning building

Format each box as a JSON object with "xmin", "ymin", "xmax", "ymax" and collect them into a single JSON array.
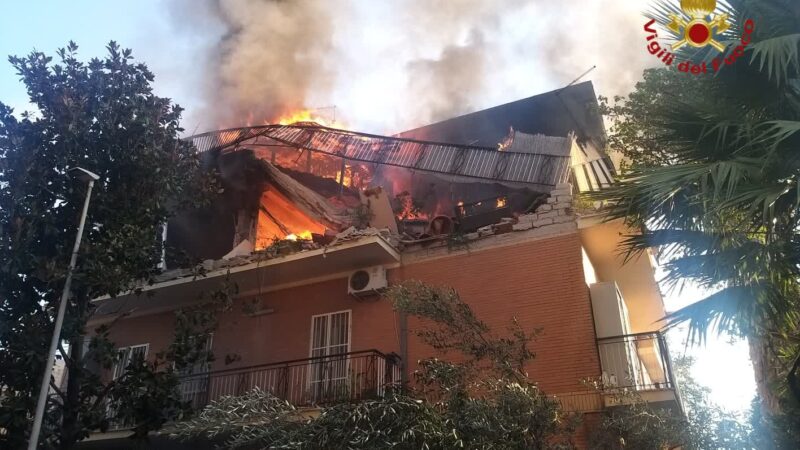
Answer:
[{"xmin": 86, "ymin": 82, "xmax": 680, "ymax": 447}]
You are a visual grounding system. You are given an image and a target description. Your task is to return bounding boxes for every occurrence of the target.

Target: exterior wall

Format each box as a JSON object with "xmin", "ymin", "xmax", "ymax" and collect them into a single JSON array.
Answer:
[
  {"xmin": 397, "ymin": 232, "xmax": 601, "ymax": 394},
  {"xmin": 105, "ymin": 229, "xmax": 600, "ymax": 395},
  {"xmin": 101, "ymin": 228, "xmax": 600, "ymax": 446},
  {"xmin": 107, "ymin": 277, "xmax": 400, "ymax": 372},
  {"xmin": 580, "ymin": 218, "xmax": 667, "ymax": 333},
  {"xmin": 211, "ymin": 278, "xmax": 399, "ymax": 369}
]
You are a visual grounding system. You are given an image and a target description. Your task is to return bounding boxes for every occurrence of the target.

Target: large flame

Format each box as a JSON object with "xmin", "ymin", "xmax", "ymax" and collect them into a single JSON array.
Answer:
[
  {"xmin": 275, "ymin": 109, "xmax": 344, "ymax": 128},
  {"xmin": 256, "ymin": 188, "xmax": 326, "ymax": 249}
]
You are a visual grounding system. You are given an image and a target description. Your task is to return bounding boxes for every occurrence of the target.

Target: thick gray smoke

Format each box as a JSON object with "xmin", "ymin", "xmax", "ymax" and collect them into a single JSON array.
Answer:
[
  {"xmin": 405, "ymin": 31, "xmax": 490, "ymax": 125},
  {"xmin": 172, "ymin": 0, "xmax": 340, "ymax": 127},
  {"xmin": 170, "ymin": 0, "xmax": 654, "ymax": 133}
]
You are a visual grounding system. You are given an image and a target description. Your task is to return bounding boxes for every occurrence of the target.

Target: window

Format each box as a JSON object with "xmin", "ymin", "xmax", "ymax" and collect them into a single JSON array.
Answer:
[
  {"xmin": 175, "ymin": 334, "xmax": 213, "ymax": 377},
  {"xmin": 176, "ymin": 335, "xmax": 213, "ymax": 402},
  {"xmin": 111, "ymin": 344, "xmax": 149, "ymax": 380},
  {"xmin": 108, "ymin": 344, "xmax": 148, "ymax": 429},
  {"xmin": 309, "ymin": 311, "xmax": 351, "ymax": 402}
]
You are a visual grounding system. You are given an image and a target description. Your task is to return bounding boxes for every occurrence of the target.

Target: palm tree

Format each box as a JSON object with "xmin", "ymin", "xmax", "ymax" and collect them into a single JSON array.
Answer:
[{"xmin": 591, "ymin": 0, "xmax": 800, "ymax": 407}]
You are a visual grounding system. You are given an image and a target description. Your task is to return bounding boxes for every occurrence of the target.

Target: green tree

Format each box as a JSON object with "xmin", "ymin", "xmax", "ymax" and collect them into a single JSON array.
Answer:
[
  {"xmin": 591, "ymin": 356, "xmax": 753, "ymax": 449},
  {"xmin": 168, "ymin": 281, "xmax": 578, "ymax": 449},
  {"xmin": 0, "ymin": 42, "xmax": 220, "ymax": 448},
  {"xmin": 598, "ymin": 69, "xmax": 711, "ymax": 171},
  {"xmin": 590, "ymin": 0, "xmax": 800, "ymax": 417},
  {"xmin": 748, "ymin": 395, "xmax": 800, "ymax": 449}
]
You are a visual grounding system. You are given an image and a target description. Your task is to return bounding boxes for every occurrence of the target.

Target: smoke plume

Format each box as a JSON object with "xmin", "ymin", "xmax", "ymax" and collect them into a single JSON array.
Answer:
[
  {"xmin": 191, "ymin": 0, "xmax": 339, "ymax": 127},
  {"xmin": 169, "ymin": 0, "xmax": 655, "ymax": 133}
]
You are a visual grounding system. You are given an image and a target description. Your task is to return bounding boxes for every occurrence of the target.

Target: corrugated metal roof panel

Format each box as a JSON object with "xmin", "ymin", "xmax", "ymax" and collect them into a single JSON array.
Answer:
[{"xmin": 187, "ymin": 124, "xmax": 572, "ymax": 188}]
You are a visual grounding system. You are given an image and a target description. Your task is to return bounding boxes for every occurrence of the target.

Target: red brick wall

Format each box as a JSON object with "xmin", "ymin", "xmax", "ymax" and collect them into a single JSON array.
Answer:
[
  {"xmin": 396, "ymin": 232, "xmax": 601, "ymax": 394},
  {"xmin": 106, "ymin": 277, "xmax": 401, "ymax": 372},
  {"xmin": 105, "ymin": 231, "xmax": 599, "ymax": 390},
  {"xmin": 101, "ymin": 230, "xmax": 600, "ymax": 445}
]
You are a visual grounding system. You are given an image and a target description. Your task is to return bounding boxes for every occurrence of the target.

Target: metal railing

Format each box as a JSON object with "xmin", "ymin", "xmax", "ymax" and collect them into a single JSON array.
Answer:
[
  {"xmin": 597, "ymin": 332, "xmax": 677, "ymax": 392},
  {"xmin": 177, "ymin": 350, "xmax": 401, "ymax": 410}
]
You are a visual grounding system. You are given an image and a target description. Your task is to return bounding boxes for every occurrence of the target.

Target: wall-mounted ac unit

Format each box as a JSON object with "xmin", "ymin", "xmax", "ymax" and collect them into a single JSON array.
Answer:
[{"xmin": 348, "ymin": 266, "xmax": 387, "ymax": 298}]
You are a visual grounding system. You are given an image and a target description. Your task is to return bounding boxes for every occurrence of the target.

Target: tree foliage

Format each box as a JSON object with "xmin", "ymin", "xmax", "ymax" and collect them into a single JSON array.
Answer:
[
  {"xmin": 589, "ymin": 0, "xmax": 800, "ymax": 414},
  {"xmin": 168, "ymin": 281, "xmax": 577, "ymax": 449},
  {"xmin": 0, "ymin": 41, "xmax": 221, "ymax": 448},
  {"xmin": 591, "ymin": 356, "xmax": 753, "ymax": 449}
]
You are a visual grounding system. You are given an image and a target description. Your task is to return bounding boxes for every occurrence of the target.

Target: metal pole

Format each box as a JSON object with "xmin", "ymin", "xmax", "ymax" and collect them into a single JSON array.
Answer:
[{"xmin": 28, "ymin": 179, "xmax": 95, "ymax": 450}]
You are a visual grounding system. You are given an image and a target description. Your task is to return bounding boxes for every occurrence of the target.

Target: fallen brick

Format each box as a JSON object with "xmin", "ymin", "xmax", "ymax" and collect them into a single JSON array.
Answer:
[
  {"xmin": 552, "ymin": 215, "xmax": 575, "ymax": 224},
  {"xmin": 537, "ymin": 211, "xmax": 559, "ymax": 219},
  {"xmin": 493, "ymin": 222, "xmax": 514, "ymax": 234}
]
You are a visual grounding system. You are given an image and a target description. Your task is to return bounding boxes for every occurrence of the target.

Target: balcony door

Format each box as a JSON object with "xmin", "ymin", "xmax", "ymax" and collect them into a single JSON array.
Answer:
[
  {"xmin": 176, "ymin": 334, "xmax": 213, "ymax": 407},
  {"xmin": 309, "ymin": 310, "xmax": 351, "ymax": 403},
  {"xmin": 109, "ymin": 344, "xmax": 148, "ymax": 428}
]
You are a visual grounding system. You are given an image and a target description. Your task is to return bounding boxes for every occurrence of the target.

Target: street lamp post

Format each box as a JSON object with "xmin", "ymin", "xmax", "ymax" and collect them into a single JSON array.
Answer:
[{"xmin": 28, "ymin": 167, "xmax": 100, "ymax": 450}]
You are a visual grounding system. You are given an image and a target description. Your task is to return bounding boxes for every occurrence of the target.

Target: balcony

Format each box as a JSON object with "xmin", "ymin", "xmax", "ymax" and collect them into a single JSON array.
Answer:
[
  {"xmin": 177, "ymin": 350, "xmax": 402, "ymax": 411},
  {"xmin": 90, "ymin": 234, "xmax": 401, "ymax": 322},
  {"xmin": 597, "ymin": 332, "xmax": 682, "ymax": 411}
]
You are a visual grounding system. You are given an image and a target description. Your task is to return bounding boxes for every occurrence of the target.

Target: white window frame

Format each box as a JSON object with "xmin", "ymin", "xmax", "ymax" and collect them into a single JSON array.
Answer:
[
  {"xmin": 174, "ymin": 333, "xmax": 214, "ymax": 376},
  {"xmin": 107, "ymin": 343, "xmax": 148, "ymax": 429},
  {"xmin": 308, "ymin": 310, "xmax": 352, "ymax": 402},
  {"xmin": 175, "ymin": 334, "xmax": 214, "ymax": 398},
  {"xmin": 112, "ymin": 344, "xmax": 149, "ymax": 380},
  {"xmin": 308, "ymin": 310, "xmax": 352, "ymax": 358}
]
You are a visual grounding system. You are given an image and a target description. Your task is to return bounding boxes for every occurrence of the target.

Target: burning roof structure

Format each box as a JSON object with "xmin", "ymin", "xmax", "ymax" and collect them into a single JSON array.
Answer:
[
  {"xmin": 188, "ymin": 123, "xmax": 571, "ymax": 189},
  {"xmin": 167, "ymin": 82, "xmax": 613, "ymax": 268}
]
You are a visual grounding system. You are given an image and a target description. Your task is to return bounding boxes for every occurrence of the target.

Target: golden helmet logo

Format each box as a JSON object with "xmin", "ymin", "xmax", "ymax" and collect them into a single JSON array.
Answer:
[
  {"xmin": 643, "ymin": 0, "xmax": 755, "ymax": 75},
  {"xmin": 667, "ymin": 0, "xmax": 730, "ymax": 51}
]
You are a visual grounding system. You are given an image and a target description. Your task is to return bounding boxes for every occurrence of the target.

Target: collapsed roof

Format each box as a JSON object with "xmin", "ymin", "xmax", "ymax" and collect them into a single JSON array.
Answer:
[
  {"xmin": 173, "ymin": 82, "xmax": 614, "ymax": 262},
  {"xmin": 188, "ymin": 124, "xmax": 572, "ymax": 191}
]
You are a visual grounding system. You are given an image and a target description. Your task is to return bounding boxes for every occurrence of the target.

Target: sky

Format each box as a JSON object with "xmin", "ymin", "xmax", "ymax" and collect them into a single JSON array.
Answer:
[{"xmin": 0, "ymin": 1, "xmax": 756, "ymax": 413}]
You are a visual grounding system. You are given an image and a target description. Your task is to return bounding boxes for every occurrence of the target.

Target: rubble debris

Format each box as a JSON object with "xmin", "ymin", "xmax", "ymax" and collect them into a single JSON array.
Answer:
[
  {"xmin": 328, "ymin": 226, "xmax": 397, "ymax": 248},
  {"xmin": 360, "ymin": 186, "xmax": 398, "ymax": 234},
  {"xmin": 492, "ymin": 222, "xmax": 514, "ymax": 235},
  {"xmin": 400, "ymin": 183, "xmax": 577, "ymax": 251},
  {"xmin": 427, "ymin": 216, "xmax": 454, "ymax": 236},
  {"xmin": 223, "ymin": 239, "xmax": 254, "ymax": 260},
  {"xmin": 260, "ymin": 161, "xmax": 351, "ymax": 229}
]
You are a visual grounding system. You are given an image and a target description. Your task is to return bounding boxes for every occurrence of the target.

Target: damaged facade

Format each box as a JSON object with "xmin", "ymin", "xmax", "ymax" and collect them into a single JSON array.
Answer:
[{"xmin": 86, "ymin": 82, "xmax": 680, "ymax": 446}]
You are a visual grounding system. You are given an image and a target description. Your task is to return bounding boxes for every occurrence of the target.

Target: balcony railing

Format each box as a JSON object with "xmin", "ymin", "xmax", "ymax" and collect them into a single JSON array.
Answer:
[
  {"xmin": 177, "ymin": 349, "xmax": 401, "ymax": 411},
  {"xmin": 597, "ymin": 332, "xmax": 677, "ymax": 392}
]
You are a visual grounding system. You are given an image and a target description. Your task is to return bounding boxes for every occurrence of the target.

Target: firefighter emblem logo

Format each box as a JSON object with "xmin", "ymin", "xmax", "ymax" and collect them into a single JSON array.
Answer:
[{"xmin": 667, "ymin": 0, "xmax": 730, "ymax": 51}]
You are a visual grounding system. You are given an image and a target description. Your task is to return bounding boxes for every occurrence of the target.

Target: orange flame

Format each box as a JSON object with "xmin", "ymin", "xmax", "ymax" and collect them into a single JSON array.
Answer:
[
  {"xmin": 285, "ymin": 230, "xmax": 313, "ymax": 241},
  {"xmin": 274, "ymin": 109, "xmax": 344, "ymax": 129}
]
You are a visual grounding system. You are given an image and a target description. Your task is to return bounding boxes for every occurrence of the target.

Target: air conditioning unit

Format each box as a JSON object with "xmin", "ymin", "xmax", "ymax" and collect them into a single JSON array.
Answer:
[{"xmin": 348, "ymin": 266, "xmax": 388, "ymax": 298}]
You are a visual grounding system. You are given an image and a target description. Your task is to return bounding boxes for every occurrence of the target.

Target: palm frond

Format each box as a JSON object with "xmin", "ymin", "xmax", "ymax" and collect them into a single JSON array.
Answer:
[
  {"xmin": 664, "ymin": 286, "xmax": 752, "ymax": 343},
  {"xmin": 749, "ymin": 34, "xmax": 800, "ymax": 85}
]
